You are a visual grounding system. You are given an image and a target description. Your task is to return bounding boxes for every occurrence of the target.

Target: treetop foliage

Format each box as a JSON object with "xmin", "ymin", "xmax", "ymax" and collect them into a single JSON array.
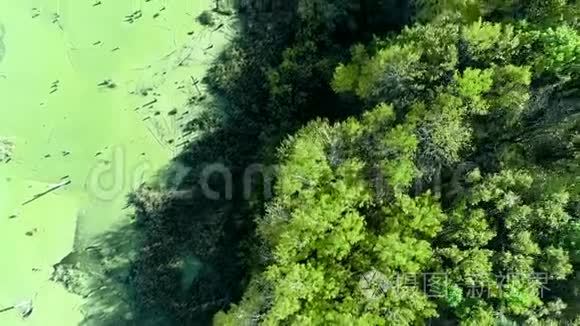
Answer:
[{"xmin": 211, "ymin": 1, "xmax": 580, "ymax": 324}]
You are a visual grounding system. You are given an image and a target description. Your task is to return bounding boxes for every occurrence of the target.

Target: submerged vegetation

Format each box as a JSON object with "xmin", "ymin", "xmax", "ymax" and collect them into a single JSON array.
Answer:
[
  {"xmin": 0, "ymin": 137, "xmax": 13, "ymax": 162},
  {"xmin": 197, "ymin": 10, "xmax": 216, "ymax": 27},
  {"xmin": 60, "ymin": 0, "xmax": 580, "ymax": 325}
]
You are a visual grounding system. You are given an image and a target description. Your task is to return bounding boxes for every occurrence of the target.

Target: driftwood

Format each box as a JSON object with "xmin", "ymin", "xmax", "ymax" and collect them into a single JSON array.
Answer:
[
  {"xmin": 22, "ymin": 179, "xmax": 71, "ymax": 206},
  {"xmin": 0, "ymin": 306, "xmax": 13, "ymax": 314},
  {"xmin": 0, "ymin": 299, "xmax": 33, "ymax": 318}
]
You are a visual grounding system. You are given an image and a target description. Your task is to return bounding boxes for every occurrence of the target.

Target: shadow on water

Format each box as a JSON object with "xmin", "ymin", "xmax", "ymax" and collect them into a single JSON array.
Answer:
[
  {"xmin": 52, "ymin": 223, "xmax": 138, "ymax": 325},
  {"xmin": 51, "ymin": 1, "xmax": 412, "ymax": 325},
  {"xmin": 51, "ymin": 4, "xmax": 297, "ymax": 324}
]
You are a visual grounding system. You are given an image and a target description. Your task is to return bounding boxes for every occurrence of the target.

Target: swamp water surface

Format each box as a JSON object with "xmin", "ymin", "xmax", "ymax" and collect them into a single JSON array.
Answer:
[{"xmin": 0, "ymin": 1, "xmax": 234, "ymax": 324}]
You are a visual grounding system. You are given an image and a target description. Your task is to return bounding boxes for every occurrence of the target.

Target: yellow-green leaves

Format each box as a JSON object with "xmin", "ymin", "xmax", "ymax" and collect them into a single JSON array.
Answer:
[
  {"xmin": 332, "ymin": 43, "xmax": 423, "ymax": 100},
  {"xmin": 265, "ymin": 263, "xmax": 327, "ymax": 324},
  {"xmin": 533, "ymin": 191, "xmax": 571, "ymax": 230},
  {"xmin": 384, "ymin": 192, "xmax": 447, "ymax": 238},
  {"xmin": 437, "ymin": 247, "xmax": 494, "ymax": 286},
  {"xmin": 400, "ymin": 23, "xmax": 460, "ymax": 80},
  {"xmin": 510, "ymin": 231, "xmax": 541, "ymax": 256},
  {"xmin": 454, "ymin": 68, "xmax": 494, "ymax": 115},
  {"xmin": 445, "ymin": 208, "xmax": 496, "ymax": 248},
  {"xmin": 501, "ymin": 277, "xmax": 543, "ymax": 316},
  {"xmin": 462, "ymin": 20, "xmax": 521, "ymax": 65},
  {"xmin": 457, "ymin": 301, "xmax": 496, "ymax": 326},
  {"xmin": 382, "ymin": 123, "xmax": 418, "ymax": 157},
  {"xmin": 331, "ymin": 44, "xmax": 370, "ymax": 95},
  {"xmin": 539, "ymin": 246, "xmax": 573, "ymax": 280},
  {"xmin": 414, "ymin": 0, "xmax": 484, "ymax": 23},
  {"xmin": 380, "ymin": 123, "xmax": 419, "ymax": 190},
  {"xmin": 276, "ymin": 120, "xmax": 333, "ymax": 206},
  {"xmin": 487, "ymin": 65, "xmax": 531, "ymax": 120},
  {"xmin": 535, "ymin": 25, "xmax": 580, "ymax": 76},
  {"xmin": 361, "ymin": 103, "xmax": 396, "ymax": 131},
  {"xmin": 374, "ymin": 234, "xmax": 433, "ymax": 273},
  {"xmin": 469, "ymin": 169, "xmax": 533, "ymax": 205},
  {"xmin": 417, "ymin": 93, "xmax": 472, "ymax": 168}
]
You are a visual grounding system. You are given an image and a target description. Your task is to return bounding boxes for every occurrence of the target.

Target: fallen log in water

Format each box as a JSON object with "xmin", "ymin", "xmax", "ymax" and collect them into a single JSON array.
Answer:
[
  {"xmin": 21, "ymin": 179, "xmax": 71, "ymax": 206},
  {"xmin": 0, "ymin": 306, "xmax": 14, "ymax": 314},
  {"xmin": 0, "ymin": 300, "xmax": 33, "ymax": 318}
]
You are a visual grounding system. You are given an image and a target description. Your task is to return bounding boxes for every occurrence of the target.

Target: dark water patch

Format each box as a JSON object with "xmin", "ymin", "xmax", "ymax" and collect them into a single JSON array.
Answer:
[{"xmin": 52, "ymin": 223, "xmax": 142, "ymax": 326}]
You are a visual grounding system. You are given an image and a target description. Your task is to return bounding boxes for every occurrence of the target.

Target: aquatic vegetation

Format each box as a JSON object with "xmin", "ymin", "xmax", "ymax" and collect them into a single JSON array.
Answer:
[
  {"xmin": 0, "ymin": 137, "xmax": 13, "ymax": 162},
  {"xmin": 0, "ymin": 1, "xmax": 230, "ymax": 325},
  {"xmin": 197, "ymin": 10, "xmax": 215, "ymax": 26}
]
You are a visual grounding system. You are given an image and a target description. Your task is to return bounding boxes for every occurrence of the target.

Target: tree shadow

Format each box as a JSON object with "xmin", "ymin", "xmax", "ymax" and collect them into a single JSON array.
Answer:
[
  {"xmin": 51, "ymin": 1, "xmax": 412, "ymax": 325},
  {"xmin": 51, "ymin": 223, "xmax": 139, "ymax": 325}
]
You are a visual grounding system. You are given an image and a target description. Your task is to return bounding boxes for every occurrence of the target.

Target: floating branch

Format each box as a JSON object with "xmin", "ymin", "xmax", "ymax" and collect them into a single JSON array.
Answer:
[
  {"xmin": 0, "ymin": 299, "xmax": 33, "ymax": 318},
  {"xmin": 22, "ymin": 179, "xmax": 71, "ymax": 206},
  {"xmin": 0, "ymin": 306, "xmax": 14, "ymax": 313},
  {"xmin": 142, "ymin": 98, "xmax": 158, "ymax": 108}
]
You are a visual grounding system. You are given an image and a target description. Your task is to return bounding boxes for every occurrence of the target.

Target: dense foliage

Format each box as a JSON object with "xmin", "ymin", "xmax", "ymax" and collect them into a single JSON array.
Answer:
[{"xmin": 211, "ymin": 1, "xmax": 580, "ymax": 325}]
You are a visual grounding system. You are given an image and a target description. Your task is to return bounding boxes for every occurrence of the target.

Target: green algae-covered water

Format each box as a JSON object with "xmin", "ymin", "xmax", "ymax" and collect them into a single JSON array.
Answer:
[{"xmin": 0, "ymin": 1, "xmax": 233, "ymax": 324}]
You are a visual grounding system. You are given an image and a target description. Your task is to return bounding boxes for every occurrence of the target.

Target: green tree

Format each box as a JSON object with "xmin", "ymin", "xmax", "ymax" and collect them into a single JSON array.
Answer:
[{"xmin": 213, "ymin": 1, "xmax": 580, "ymax": 324}]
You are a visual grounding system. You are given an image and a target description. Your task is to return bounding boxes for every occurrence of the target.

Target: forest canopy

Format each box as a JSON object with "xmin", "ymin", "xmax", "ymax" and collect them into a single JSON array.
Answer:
[{"xmin": 209, "ymin": 0, "xmax": 580, "ymax": 325}]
